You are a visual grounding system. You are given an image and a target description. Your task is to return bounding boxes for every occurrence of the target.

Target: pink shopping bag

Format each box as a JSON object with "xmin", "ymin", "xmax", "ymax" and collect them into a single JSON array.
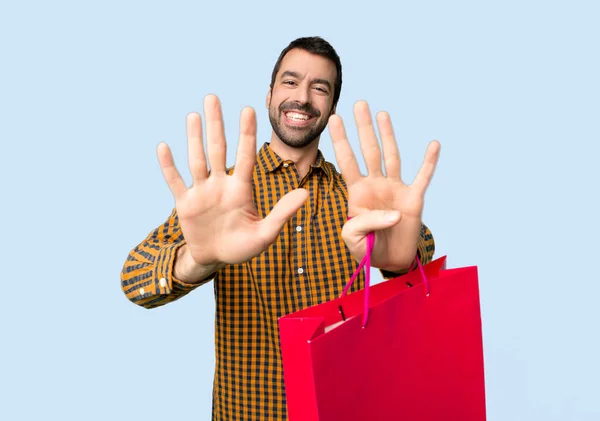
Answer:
[{"xmin": 279, "ymin": 234, "xmax": 486, "ymax": 420}]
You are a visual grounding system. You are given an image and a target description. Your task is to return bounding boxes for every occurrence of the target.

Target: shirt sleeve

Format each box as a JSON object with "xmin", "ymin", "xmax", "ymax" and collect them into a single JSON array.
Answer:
[
  {"xmin": 380, "ymin": 222, "xmax": 435, "ymax": 279},
  {"xmin": 120, "ymin": 208, "xmax": 214, "ymax": 309}
]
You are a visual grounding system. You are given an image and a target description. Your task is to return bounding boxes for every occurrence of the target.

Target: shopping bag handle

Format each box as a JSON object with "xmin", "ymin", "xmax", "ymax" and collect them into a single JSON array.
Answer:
[{"xmin": 340, "ymin": 230, "xmax": 429, "ymax": 327}]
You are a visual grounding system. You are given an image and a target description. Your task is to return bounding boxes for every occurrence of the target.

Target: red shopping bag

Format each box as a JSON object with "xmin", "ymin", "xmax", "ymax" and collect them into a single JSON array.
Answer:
[{"xmin": 279, "ymin": 234, "xmax": 486, "ymax": 420}]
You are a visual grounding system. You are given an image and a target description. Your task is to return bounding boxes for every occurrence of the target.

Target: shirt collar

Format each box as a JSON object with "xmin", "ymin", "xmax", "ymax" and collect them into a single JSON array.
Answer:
[{"xmin": 257, "ymin": 143, "xmax": 331, "ymax": 179}]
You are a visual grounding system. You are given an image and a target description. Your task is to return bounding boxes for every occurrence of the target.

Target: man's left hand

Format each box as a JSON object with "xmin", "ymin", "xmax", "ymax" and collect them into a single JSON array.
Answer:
[{"xmin": 329, "ymin": 100, "xmax": 440, "ymax": 272}]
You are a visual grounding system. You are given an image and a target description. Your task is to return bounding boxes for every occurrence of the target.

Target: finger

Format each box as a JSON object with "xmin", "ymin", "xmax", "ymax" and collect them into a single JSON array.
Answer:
[
  {"xmin": 258, "ymin": 189, "xmax": 310, "ymax": 243},
  {"xmin": 157, "ymin": 142, "xmax": 187, "ymax": 199},
  {"xmin": 412, "ymin": 140, "xmax": 441, "ymax": 195},
  {"xmin": 186, "ymin": 112, "xmax": 207, "ymax": 183},
  {"xmin": 328, "ymin": 114, "xmax": 362, "ymax": 184},
  {"xmin": 354, "ymin": 100, "xmax": 383, "ymax": 176},
  {"xmin": 234, "ymin": 107, "xmax": 257, "ymax": 183},
  {"xmin": 376, "ymin": 111, "xmax": 401, "ymax": 180},
  {"xmin": 204, "ymin": 94, "xmax": 227, "ymax": 175},
  {"xmin": 344, "ymin": 210, "xmax": 402, "ymax": 238}
]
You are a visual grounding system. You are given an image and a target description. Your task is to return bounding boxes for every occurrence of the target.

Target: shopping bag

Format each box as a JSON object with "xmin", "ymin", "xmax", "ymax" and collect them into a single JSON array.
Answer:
[{"xmin": 278, "ymin": 233, "xmax": 486, "ymax": 420}]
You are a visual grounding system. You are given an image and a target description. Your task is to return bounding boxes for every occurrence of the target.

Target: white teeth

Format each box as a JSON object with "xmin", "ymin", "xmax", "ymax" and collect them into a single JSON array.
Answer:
[{"xmin": 286, "ymin": 112, "xmax": 310, "ymax": 121}]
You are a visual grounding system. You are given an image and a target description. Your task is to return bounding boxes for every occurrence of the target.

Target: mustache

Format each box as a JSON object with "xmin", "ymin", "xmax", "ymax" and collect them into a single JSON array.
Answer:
[{"xmin": 279, "ymin": 101, "xmax": 320, "ymax": 118}]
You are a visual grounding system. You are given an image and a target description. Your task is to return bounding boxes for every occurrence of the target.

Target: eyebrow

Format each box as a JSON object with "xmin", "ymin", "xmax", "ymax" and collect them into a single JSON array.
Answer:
[{"xmin": 280, "ymin": 71, "xmax": 332, "ymax": 91}]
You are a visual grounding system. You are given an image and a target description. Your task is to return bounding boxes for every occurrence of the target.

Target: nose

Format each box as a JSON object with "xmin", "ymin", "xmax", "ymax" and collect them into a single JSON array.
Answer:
[{"xmin": 292, "ymin": 82, "xmax": 311, "ymax": 105}]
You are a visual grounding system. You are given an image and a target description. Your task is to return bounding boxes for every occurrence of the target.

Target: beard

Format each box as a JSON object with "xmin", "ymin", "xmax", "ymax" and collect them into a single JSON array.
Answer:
[{"xmin": 269, "ymin": 100, "xmax": 330, "ymax": 148}]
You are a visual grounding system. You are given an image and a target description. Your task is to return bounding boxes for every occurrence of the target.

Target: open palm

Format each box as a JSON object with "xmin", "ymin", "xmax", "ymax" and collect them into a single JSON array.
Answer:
[
  {"xmin": 329, "ymin": 101, "xmax": 440, "ymax": 271},
  {"xmin": 157, "ymin": 95, "xmax": 308, "ymax": 269}
]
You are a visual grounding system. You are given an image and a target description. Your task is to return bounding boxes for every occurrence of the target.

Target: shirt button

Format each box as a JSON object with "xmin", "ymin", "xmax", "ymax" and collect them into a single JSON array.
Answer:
[
  {"xmin": 139, "ymin": 288, "xmax": 145, "ymax": 295},
  {"xmin": 283, "ymin": 163, "xmax": 289, "ymax": 168},
  {"xmin": 159, "ymin": 278, "xmax": 167, "ymax": 288},
  {"xmin": 298, "ymin": 267, "xmax": 304, "ymax": 274},
  {"xmin": 296, "ymin": 226, "xmax": 302, "ymax": 232}
]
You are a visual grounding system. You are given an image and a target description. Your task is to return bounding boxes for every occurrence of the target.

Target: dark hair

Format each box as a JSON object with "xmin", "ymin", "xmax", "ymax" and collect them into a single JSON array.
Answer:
[{"xmin": 270, "ymin": 36, "xmax": 343, "ymax": 109}]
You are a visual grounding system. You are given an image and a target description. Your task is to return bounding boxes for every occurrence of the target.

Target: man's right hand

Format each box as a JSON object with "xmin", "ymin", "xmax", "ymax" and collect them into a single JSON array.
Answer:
[{"xmin": 157, "ymin": 94, "xmax": 309, "ymax": 284}]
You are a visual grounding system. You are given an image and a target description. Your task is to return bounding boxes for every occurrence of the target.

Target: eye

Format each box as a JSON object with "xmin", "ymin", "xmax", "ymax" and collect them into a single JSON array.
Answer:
[
  {"xmin": 314, "ymin": 86, "xmax": 328, "ymax": 94},
  {"xmin": 283, "ymin": 80, "xmax": 296, "ymax": 86}
]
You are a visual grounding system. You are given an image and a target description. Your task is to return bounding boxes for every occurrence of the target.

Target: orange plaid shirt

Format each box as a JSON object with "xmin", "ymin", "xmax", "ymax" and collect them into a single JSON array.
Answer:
[{"xmin": 121, "ymin": 143, "xmax": 435, "ymax": 420}]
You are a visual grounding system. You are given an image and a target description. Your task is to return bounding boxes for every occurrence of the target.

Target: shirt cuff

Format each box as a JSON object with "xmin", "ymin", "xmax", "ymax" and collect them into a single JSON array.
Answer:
[{"xmin": 150, "ymin": 242, "xmax": 206, "ymax": 297}]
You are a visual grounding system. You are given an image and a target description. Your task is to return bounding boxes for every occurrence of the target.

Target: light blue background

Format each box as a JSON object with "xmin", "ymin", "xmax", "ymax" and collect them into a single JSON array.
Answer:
[{"xmin": 1, "ymin": 1, "xmax": 599, "ymax": 420}]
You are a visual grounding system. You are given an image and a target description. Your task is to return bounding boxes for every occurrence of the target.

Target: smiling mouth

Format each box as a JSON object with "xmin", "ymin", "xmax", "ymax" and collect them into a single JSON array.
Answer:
[{"xmin": 284, "ymin": 111, "xmax": 314, "ymax": 123}]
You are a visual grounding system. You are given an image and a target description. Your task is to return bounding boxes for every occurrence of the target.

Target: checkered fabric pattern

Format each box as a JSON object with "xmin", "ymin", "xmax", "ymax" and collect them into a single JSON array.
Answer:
[{"xmin": 121, "ymin": 143, "xmax": 435, "ymax": 420}]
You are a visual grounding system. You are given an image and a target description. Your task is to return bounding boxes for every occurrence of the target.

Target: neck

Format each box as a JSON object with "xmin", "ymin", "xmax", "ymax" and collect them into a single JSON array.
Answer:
[{"xmin": 269, "ymin": 133, "xmax": 320, "ymax": 179}]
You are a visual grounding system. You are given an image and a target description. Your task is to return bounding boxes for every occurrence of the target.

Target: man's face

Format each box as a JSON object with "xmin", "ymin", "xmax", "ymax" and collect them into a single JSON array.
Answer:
[{"xmin": 268, "ymin": 48, "xmax": 337, "ymax": 148}]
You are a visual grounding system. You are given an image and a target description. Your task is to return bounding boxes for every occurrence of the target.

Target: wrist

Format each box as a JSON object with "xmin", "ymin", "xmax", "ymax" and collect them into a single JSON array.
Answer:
[
  {"xmin": 174, "ymin": 244, "xmax": 224, "ymax": 284},
  {"xmin": 379, "ymin": 251, "xmax": 418, "ymax": 273}
]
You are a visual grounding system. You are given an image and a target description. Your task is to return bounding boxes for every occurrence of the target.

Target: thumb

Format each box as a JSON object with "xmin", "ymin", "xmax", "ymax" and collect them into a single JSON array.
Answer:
[
  {"xmin": 258, "ymin": 188, "xmax": 310, "ymax": 242},
  {"xmin": 344, "ymin": 210, "xmax": 401, "ymax": 237}
]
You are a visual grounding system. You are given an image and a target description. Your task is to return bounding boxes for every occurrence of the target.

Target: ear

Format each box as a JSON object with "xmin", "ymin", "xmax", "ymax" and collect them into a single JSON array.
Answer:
[{"xmin": 266, "ymin": 89, "xmax": 272, "ymax": 109}]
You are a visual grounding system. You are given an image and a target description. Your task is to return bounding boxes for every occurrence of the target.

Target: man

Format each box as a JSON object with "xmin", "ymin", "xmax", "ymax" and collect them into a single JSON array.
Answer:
[{"xmin": 121, "ymin": 36, "xmax": 440, "ymax": 420}]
